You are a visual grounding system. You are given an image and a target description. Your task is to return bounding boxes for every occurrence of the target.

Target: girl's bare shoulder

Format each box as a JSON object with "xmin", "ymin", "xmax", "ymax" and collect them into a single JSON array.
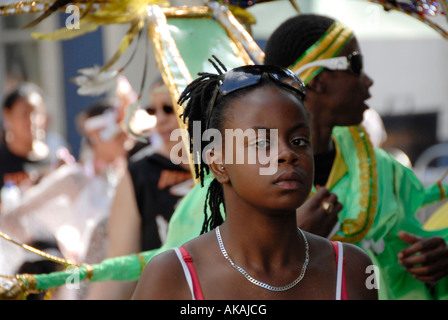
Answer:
[
  {"xmin": 132, "ymin": 232, "xmax": 216, "ymax": 300},
  {"xmin": 132, "ymin": 249, "xmax": 189, "ymax": 300}
]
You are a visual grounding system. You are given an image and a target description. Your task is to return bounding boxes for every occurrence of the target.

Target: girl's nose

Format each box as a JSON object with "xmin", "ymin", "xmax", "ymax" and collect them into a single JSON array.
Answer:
[{"xmin": 277, "ymin": 141, "xmax": 298, "ymax": 165}]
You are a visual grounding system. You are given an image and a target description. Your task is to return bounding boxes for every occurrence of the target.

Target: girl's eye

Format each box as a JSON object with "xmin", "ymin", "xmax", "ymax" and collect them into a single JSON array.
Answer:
[
  {"xmin": 252, "ymin": 139, "xmax": 270, "ymax": 149},
  {"xmin": 291, "ymin": 137, "xmax": 310, "ymax": 147}
]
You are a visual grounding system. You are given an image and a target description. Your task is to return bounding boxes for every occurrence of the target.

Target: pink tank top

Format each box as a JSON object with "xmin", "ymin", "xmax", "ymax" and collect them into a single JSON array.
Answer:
[{"xmin": 174, "ymin": 241, "xmax": 347, "ymax": 300}]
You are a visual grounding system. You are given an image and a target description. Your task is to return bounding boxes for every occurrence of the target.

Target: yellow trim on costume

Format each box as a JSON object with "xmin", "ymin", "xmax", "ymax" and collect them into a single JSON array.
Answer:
[
  {"xmin": 308, "ymin": 126, "xmax": 378, "ymax": 243},
  {"xmin": 331, "ymin": 126, "xmax": 378, "ymax": 243},
  {"xmin": 136, "ymin": 253, "xmax": 148, "ymax": 273},
  {"xmin": 325, "ymin": 138, "xmax": 347, "ymax": 190},
  {"xmin": 83, "ymin": 264, "xmax": 95, "ymax": 281},
  {"xmin": 289, "ymin": 21, "xmax": 353, "ymax": 84},
  {"xmin": 424, "ymin": 201, "xmax": 448, "ymax": 231}
]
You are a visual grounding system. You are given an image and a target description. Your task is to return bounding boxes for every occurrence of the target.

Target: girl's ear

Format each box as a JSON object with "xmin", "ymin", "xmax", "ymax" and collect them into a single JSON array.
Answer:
[{"xmin": 206, "ymin": 148, "xmax": 229, "ymax": 184}]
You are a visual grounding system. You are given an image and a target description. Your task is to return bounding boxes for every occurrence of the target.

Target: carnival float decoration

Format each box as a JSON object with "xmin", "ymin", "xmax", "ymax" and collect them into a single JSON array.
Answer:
[{"xmin": 0, "ymin": 0, "xmax": 447, "ymax": 299}]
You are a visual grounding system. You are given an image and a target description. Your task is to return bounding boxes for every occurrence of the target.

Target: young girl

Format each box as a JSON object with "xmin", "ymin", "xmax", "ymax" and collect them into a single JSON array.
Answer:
[{"xmin": 132, "ymin": 58, "xmax": 377, "ymax": 300}]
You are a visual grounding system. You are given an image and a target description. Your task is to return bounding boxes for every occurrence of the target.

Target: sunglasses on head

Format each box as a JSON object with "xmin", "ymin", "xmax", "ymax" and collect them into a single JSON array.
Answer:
[
  {"xmin": 206, "ymin": 65, "xmax": 306, "ymax": 129},
  {"xmin": 295, "ymin": 51, "xmax": 363, "ymax": 77},
  {"xmin": 145, "ymin": 105, "xmax": 174, "ymax": 116}
]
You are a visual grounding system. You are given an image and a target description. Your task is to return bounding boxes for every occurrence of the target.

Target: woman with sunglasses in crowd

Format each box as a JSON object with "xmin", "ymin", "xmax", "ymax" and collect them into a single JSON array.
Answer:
[
  {"xmin": 126, "ymin": 80, "xmax": 193, "ymax": 253},
  {"xmin": 264, "ymin": 14, "xmax": 448, "ymax": 300},
  {"xmin": 132, "ymin": 58, "xmax": 377, "ymax": 300},
  {"xmin": 87, "ymin": 78, "xmax": 193, "ymax": 299}
]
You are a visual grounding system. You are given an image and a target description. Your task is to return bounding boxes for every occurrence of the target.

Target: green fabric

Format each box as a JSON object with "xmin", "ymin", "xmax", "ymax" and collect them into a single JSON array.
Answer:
[
  {"xmin": 35, "ymin": 254, "xmax": 145, "ymax": 290},
  {"xmin": 423, "ymin": 183, "xmax": 448, "ymax": 206},
  {"xmin": 331, "ymin": 126, "xmax": 448, "ymax": 300},
  {"xmin": 330, "ymin": 125, "xmax": 372, "ymax": 238},
  {"xmin": 167, "ymin": 17, "xmax": 245, "ymax": 91}
]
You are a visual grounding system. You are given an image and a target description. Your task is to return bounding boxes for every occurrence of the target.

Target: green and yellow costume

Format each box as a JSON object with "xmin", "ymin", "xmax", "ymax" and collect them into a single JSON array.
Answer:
[{"xmin": 287, "ymin": 19, "xmax": 448, "ymax": 299}]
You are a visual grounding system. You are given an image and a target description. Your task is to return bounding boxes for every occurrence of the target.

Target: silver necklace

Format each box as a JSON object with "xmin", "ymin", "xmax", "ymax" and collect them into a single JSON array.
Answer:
[{"xmin": 215, "ymin": 226, "xmax": 309, "ymax": 292}]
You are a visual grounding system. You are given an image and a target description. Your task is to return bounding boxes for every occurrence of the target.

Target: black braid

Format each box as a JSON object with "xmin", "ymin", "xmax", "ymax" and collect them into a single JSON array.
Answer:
[
  {"xmin": 178, "ymin": 56, "xmax": 229, "ymax": 234},
  {"xmin": 201, "ymin": 178, "xmax": 226, "ymax": 234}
]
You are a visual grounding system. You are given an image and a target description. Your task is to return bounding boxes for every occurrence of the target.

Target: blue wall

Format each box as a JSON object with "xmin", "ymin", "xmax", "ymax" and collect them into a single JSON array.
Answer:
[{"xmin": 59, "ymin": 13, "xmax": 104, "ymax": 158}]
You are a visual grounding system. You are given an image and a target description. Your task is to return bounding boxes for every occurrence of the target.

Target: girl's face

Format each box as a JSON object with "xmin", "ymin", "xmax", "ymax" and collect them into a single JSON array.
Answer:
[{"xmin": 217, "ymin": 85, "xmax": 314, "ymax": 212}]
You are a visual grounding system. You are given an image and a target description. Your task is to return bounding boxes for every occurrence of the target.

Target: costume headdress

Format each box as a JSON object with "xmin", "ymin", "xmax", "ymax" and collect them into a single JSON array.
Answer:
[{"xmin": 288, "ymin": 20, "xmax": 354, "ymax": 84}]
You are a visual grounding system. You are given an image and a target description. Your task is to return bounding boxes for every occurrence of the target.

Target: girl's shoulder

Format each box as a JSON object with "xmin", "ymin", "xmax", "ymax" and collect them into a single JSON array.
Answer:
[
  {"xmin": 133, "ymin": 232, "xmax": 215, "ymax": 300},
  {"xmin": 338, "ymin": 241, "xmax": 378, "ymax": 300},
  {"xmin": 337, "ymin": 241, "xmax": 375, "ymax": 277},
  {"xmin": 304, "ymin": 230, "xmax": 372, "ymax": 267},
  {"xmin": 304, "ymin": 231, "xmax": 378, "ymax": 300},
  {"xmin": 133, "ymin": 248, "xmax": 187, "ymax": 299}
]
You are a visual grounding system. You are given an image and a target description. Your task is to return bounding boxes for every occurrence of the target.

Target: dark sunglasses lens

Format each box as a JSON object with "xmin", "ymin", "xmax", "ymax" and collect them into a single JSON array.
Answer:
[
  {"xmin": 349, "ymin": 53, "xmax": 363, "ymax": 75},
  {"xmin": 271, "ymin": 71, "xmax": 301, "ymax": 89},
  {"xmin": 268, "ymin": 69, "xmax": 306, "ymax": 99},
  {"xmin": 219, "ymin": 70, "xmax": 262, "ymax": 95},
  {"xmin": 218, "ymin": 65, "xmax": 305, "ymax": 100}
]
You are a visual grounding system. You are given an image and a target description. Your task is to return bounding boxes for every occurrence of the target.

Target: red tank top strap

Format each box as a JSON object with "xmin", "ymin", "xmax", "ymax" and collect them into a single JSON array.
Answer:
[
  {"xmin": 179, "ymin": 246, "xmax": 205, "ymax": 300},
  {"xmin": 331, "ymin": 241, "xmax": 348, "ymax": 300}
]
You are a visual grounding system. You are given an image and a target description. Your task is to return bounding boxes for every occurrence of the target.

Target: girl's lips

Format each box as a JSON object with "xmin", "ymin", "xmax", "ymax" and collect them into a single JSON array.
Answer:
[
  {"xmin": 274, "ymin": 180, "xmax": 301, "ymax": 190},
  {"xmin": 273, "ymin": 171, "xmax": 303, "ymax": 190}
]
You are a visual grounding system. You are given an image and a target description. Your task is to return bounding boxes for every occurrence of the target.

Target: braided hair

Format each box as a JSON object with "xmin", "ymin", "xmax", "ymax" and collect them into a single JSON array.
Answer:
[
  {"xmin": 178, "ymin": 56, "xmax": 230, "ymax": 234},
  {"xmin": 264, "ymin": 14, "xmax": 335, "ymax": 68}
]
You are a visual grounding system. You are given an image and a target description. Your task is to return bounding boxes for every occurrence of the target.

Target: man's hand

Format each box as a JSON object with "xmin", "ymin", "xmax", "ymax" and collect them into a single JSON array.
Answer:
[
  {"xmin": 398, "ymin": 231, "xmax": 448, "ymax": 284},
  {"xmin": 296, "ymin": 186, "xmax": 341, "ymax": 237}
]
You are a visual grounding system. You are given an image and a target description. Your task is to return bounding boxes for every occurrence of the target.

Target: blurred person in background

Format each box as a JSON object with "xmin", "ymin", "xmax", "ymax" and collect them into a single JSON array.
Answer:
[
  {"xmin": 0, "ymin": 99, "xmax": 132, "ymax": 299},
  {"xmin": 87, "ymin": 78, "xmax": 193, "ymax": 299},
  {"xmin": 0, "ymin": 82, "xmax": 68, "ymax": 198}
]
